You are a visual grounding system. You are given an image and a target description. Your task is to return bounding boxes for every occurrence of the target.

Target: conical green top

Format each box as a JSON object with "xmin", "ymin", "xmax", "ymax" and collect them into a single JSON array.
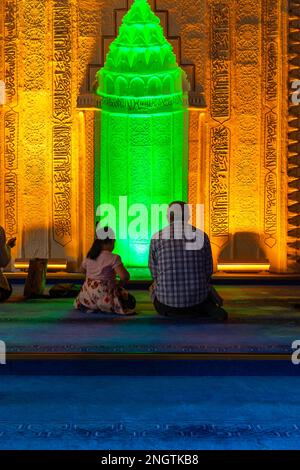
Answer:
[{"xmin": 96, "ymin": 0, "xmax": 189, "ymax": 111}]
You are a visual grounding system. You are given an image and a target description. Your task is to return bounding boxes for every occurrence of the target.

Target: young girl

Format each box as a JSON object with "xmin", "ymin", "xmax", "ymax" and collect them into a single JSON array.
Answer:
[{"xmin": 74, "ymin": 227, "xmax": 136, "ymax": 315}]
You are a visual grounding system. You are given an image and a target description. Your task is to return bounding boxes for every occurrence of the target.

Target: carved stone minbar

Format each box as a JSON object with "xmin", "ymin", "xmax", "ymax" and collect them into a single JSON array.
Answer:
[{"xmin": 0, "ymin": 0, "xmax": 295, "ymax": 273}]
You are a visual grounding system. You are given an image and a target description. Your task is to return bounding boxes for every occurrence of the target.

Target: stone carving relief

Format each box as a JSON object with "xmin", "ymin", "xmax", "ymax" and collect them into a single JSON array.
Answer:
[
  {"xmin": 2, "ymin": 0, "xmax": 18, "ymax": 242},
  {"xmin": 52, "ymin": 0, "xmax": 73, "ymax": 248},
  {"xmin": 21, "ymin": 0, "xmax": 49, "ymax": 258},
  {"xmin": 288, "ymin": 0, "xmax": 300, "ymax": 272},
  {"xmin": 0, "ymin": 0, "xmax": 291, "ymax": 272}
]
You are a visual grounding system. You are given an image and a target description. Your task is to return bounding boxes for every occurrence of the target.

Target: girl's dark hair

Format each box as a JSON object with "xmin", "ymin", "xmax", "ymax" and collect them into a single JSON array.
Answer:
[{"xmin": 87, "ymin": 226, "xmax": 115, "ymax": 260}]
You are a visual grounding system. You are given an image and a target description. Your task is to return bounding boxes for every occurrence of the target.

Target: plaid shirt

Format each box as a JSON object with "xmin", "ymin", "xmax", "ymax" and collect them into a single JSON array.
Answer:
[{"xmin": 149, "ymin": 223, "xmax": 213, "ymax": 308}]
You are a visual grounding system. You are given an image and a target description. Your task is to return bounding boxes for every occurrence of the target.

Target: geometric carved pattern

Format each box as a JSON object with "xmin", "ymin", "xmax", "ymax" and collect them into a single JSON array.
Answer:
[
  {"xmin": 87, "ymin": 0, "xmax": 200, "ymax": 104},
  {"xmin": 233, "ymin": 0, "xmax": 261, "ymax": 235},
  {"xmin": 208, "ymin": 2, "xmax": 231, "ymax": 250},
  {"xmin": 21, "ymin": 0, "xmax": 49, "ymax": 258},
  {"xmin": 2, "ymin": 0, "xmax": 18, "ymax": 241},
  {"xmin": 82, "ymin": 110, "xmax": 96, "ymax": 258},
  {"xmin": 0, "ymin": 0, "xmax": 293, "ymax": 273},
  {"xmin": 287, "ymin": 0, "xmax": 300, "ymax": 271},
  {"xmin": 52, "ymin": 0, "xmax": 73, "ymax": 247},
  {"xmin": 210, "ymin": 3, "xmax": 231, "ymax": 122},
  {"xmin": 204, "ymin": 0, "xmax": 288, "ymax": 271},
  {"xmin": 262, "ymin": 0, "xmax": 281, "ymax": 252},
  {"xmin": 210, "ymin": 125, "xmax": 230, "ymax": 240}
]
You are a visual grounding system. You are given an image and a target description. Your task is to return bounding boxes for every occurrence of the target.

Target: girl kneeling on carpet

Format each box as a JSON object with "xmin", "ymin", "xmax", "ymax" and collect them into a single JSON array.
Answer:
[{"xmin": 74, "ymin": 227, "xmax": 136, "ymax": 315}]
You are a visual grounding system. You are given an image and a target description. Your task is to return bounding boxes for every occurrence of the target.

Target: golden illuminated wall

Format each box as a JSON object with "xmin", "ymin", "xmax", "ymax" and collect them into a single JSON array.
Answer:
[
  {"xmin": 288, "ymin": 0, "xmax": 300, "ymax": 272},
  {"xmin": 201, "ymin": 0, "xmax": 289, "ymax": 272},
  {"xmin": 0, "ymin": 0, "xmax": 293, "ymax": 272},
  {"xmin": 0, "ymin": 0, "xmax": 104, "ymax": 270}
]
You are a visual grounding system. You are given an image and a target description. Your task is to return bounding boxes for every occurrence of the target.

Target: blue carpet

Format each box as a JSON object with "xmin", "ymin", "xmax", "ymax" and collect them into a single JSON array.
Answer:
[
  {"xmin": 0, "ymin": 375, "xmax": 300, "ymax": 450},
  {"xmin": 1, "ymin": 285, "xmax": 300, "ymax": 353}
]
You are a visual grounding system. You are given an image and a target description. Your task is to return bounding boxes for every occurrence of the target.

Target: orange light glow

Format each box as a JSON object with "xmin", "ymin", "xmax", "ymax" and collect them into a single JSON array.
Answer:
[
  {"xmin": 15, "ymin": 259, "xmax": 68, "ymax": 271},
  {"xmin": 217, "ymin": 263, "xmax": 271, "ymax": 273},
  {"xmin": 0, "ymin": 0, "xmax": 290, "ymax": 275}
]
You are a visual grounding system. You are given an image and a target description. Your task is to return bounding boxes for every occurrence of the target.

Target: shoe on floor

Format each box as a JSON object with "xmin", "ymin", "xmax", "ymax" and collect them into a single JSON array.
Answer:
[{"xmin": 210, "ymin": 307, "xmax": 228, "ymax": 322}]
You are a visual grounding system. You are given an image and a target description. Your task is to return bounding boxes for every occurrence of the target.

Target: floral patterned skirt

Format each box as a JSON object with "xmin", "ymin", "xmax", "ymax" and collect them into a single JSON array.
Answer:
[{"xmin": 74, "ymin": 278, "xmax": 136, "ymax": 315}]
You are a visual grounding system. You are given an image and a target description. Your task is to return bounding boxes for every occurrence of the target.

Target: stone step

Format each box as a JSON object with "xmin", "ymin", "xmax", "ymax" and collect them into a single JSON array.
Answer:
[{"xmin": 2, "ymin": 353, "xmax": 299, "ymax": 377}]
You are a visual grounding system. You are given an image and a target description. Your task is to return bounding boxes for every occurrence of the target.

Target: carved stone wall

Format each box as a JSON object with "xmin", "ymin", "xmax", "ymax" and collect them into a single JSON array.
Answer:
[
  {"xmin": 0, "ymin": 0, "xmax": 292, "ymax": 272},
  {"xmin": 84, "ymin": 0, "xmax": 290, "ymax": 273},
  {"xmin": 0, "ymin": 0, "xmax": 105, "ymax": 270},
  {"xmin": 0, "ymin": 0, "xmax": 19, "ymax": 269},
  {"xmin": 201, "ymin": 0, "xmax": 288, "ymax": 271},
  {"xmin": 21, "ymin": 0, "xmax": 50, "ymax": 258},
  {"xmin": 288, "ymin": 0, "xmax": 300, "ymax": 272}
]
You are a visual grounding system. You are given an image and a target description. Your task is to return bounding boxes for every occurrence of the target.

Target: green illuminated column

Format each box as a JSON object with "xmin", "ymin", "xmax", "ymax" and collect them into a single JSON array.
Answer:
[{"xmin": 96, "ymin": 0, "xmax": 189, "ymax": 268}]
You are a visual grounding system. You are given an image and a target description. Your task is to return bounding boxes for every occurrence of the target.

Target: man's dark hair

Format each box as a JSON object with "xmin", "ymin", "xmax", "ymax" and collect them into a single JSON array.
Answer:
[{"xmin": 168, "ymin": 201, "xmax": 190, "ymax": 223}]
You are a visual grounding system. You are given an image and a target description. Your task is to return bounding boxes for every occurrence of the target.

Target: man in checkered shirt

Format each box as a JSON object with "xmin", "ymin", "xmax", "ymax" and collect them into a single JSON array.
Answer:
[{"xmin": 149, "ymin": 202, "xmax": 228, "ymax": 321}]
